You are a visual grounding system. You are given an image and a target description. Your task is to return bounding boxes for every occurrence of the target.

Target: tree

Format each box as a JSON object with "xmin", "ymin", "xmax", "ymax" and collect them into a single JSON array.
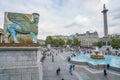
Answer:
[
  {"xmin": 73, "ymin": 37, "xmax": 80, "ymax": 46},
  {"xmin": 111, "ymin": 37, "xmax": 120, "ymax": 49},
  {"xmin": 45, "ymin": 36, "xmax": 65, "ymax": 47},
  {"xmin": 66, "ymin": 39, "xmax": 72, "ymax": 46},
  {"xmin": 59, "ymin": 39, "xmax": 65, "ymax": 47},
  {"xmin": 52, "ymin": 39, "xmax": 59, "ymax": 47},
  {"xmin": 45, "ymin": 36, "xmax": 53, "ymax": 45},
  {"xmin": 93, "ymin": 41, "xmax": 102, "ymax": 48},
  {"xmin": 46, "ymin": 38, "xmax": 65, "ymax": 47}
]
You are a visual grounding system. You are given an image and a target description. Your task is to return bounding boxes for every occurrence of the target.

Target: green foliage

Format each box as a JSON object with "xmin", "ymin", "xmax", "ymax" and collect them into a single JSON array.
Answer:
[
  {"xmin": 93, "ymin": 41, "xmax": 102, "ymax": 48},
  {"xmin": 111, "ymin": 37, "xmax": 120, "ymax": 49},
  {"xmin": 52, "ymin": 39, "xmax": 59, "ymax": 47},
  {"xmin": 73, "ymin": 37, "xmax": 81, "ymax": 46},
  {"xmin": 45, "ymin": 36, "xmax": 53, "ymax": 45},
  {"xmin": 45, "ymin": 36, "xmax": 65, "ymax": 47},
  {"xmin": 59, "ymin": 39, "xmax": 65, "ymax": 47},
  {"xmin": 66, "ymin": 39, "xmax": 72, "ymax": 45}
]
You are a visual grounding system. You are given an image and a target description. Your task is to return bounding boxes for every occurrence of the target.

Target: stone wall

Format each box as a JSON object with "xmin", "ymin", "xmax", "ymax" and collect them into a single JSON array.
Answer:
[
  {"xmin": 0, "ymin": 51, "xmax": 37, "ymax": 67},
  {"xmin": 0, "ymin": 66, "xmax": 39, "ymax": 80},
  {"xmin": 0, "ymin": 47, "xmax": 41, "ymax": 80}
]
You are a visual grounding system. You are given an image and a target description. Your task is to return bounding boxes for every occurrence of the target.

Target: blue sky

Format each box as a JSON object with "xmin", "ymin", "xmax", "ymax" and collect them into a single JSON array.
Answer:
[{"xmin": 0, "ymin": 0, "xmax": 120, "ymax": 40}]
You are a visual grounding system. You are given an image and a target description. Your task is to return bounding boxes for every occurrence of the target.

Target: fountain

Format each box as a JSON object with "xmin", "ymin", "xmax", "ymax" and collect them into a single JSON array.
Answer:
[
  {"xmin": 90, "ymin": 47, "xmax": 105, "ymax": 59},
  {"xmin": 71, "ymin": 46, "xmax": 120, "ymax": 72}
]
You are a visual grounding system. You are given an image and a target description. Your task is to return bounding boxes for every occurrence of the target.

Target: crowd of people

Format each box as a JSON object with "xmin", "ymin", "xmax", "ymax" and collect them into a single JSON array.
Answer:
[
  {"xmin": 40, "ymin": 47, "xmax": 77, "ymax": 80},
  {"xmin": 40, "ymin": 47, "xmax": 115, "ymax": 80}
]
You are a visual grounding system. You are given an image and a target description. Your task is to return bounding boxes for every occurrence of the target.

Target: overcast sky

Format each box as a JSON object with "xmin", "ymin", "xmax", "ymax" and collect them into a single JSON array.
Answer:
[{"xmin": 0, "ymin": 0, "xmax": 120, "ymax": 40}]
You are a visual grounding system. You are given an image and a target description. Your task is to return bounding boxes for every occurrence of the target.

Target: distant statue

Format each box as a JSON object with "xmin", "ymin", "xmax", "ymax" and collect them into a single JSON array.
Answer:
[
  {"xmin": 103, "ymin": 4, "xmax": 106, "ymax": 9},
  {"xmin": 5, "ymin": 13, "xmax": 39, "ymax": 43}
]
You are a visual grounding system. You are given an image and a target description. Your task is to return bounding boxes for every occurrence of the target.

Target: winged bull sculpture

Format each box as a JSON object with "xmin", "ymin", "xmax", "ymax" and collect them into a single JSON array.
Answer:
[{"xmin": 5, "ymin": 12, "xmax": 39, "ymax": 43}]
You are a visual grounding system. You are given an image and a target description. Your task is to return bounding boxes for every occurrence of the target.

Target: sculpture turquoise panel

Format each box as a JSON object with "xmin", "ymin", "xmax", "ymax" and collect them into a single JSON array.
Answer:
[{"xmin": 4, "ymin": 12, "xmax": 39, "ymax": 43}]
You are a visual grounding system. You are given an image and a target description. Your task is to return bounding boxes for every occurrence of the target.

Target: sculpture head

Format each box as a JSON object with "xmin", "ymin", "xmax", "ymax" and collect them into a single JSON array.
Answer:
[{"xmin": 32, "ymin": 13, "xmax": 39, "ymax": 23}]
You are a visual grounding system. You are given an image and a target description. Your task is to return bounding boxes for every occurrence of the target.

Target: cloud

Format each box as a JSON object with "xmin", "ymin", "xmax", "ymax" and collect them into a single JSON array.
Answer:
[
  {"xmin": 0, "ymin": 0, "xmax": 120, "ymax": 40},
  {"xmin": 64, "ymin": 15, "xmax": 90, "ymax": 28},
  {"xmin": 74, "ymin": 15, "xmax": 90, "ymax": 26},
  {"xmin": 109, "ymin": 22, "xmax": 120, "ymax": 27},
  {"xmin": 111, "ymin": 11, "xmax": 120, "ymax": 20},
  {"xmin": 100, "ymin": 0, "xmax": 110, "ymax": 5}
]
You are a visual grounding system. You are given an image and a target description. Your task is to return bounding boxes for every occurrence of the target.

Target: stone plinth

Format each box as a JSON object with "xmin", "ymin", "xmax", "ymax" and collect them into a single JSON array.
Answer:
[{"xmin": 0, "ymin": 47, "xmax": 42, "ymax": 80}]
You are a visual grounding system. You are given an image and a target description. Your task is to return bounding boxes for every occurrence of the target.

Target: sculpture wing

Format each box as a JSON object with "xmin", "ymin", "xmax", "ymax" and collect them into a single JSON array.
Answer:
[{"xmin": 7, "ymin": 13, "xmax": 31, "ymax": 33}]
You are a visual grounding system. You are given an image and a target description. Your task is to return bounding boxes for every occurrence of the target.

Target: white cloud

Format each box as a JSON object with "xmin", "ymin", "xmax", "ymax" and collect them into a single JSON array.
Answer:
[
  {"xmin": 0, "ymin": 0, "xmax": 120, "ymax": 40},
  {"xmin": 64, "ymin": 15, "xmax": 91, "ymax": 33},
  {"xmin": 74, "ymin": 15, "xmax": 90, "ymax": 27},
  {"xmin": 100, "ymin": 0, "xmax": 110, "ymax": 5}
]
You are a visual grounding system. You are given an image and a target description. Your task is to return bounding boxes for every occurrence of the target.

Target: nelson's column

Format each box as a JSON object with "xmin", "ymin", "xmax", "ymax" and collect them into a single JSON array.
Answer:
[{"xmin": 101, "ymin": 4, "xmax": 111, "ymax": 47}]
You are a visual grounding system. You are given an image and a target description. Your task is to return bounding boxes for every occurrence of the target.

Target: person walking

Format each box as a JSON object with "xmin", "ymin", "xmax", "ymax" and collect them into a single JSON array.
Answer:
[
  {"xmin": 68, "ymin": 57, "xmax": 71, "ymax": 62},
  {"xmin": 69, "ymin": 65, "xmax": 73, "ymax": 75},
  {"xmin": 107, "ymin": 64, "xmax": 110, "ymax": 69},
  {"xmin": 50, "ymin": 52, "xmax": 52, "ymax": 56},
  {"xmin": 104, "ymin": 69, "xmax": 107, "ymax": 77},
  {"xmin": 40, "ymin": 55, "xmax": 46, "ymax": 62},
  {"xmin": 56, "ymin": 67, "xmax": 60, "ymax": 75},
  {"xmin": 52, "ymin": 55, "xmax": 54, "ymax": 62},
  {"xmin": 72, "ymin": 65, "xmax": 75, "ymax": 71}
]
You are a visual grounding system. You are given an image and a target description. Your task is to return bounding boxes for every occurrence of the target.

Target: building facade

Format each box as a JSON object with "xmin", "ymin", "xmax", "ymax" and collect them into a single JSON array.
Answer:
[
  {"xmin": 37, "ymin": 39, "xmax": 45, "ymax": 46},
  {"xmin": 109, "ymin": 34, "xmax": 120, "ymax": 39},
  {"xmin": 74, "ymin": 31, "xmax": 99, "ymax": 47}
]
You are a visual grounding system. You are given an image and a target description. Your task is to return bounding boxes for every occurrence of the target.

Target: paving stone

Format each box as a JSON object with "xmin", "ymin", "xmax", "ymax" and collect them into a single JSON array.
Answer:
[
  {"xmin": 43, "ymin": 51, "xmax": 120, "ymax": 80},
  {"xmin": 43, "ymin": 52, "xmax": 78, "ymax": 80},
  {"xmin": 0, "ymin": 74, "xmax": 9, "ymax": 80}
]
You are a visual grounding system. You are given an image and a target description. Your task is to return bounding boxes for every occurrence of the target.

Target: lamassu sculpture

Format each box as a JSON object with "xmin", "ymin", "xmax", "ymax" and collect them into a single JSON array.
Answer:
[{"xmin": 5, "ymin": 12, "xmax": 39, "ymax": 43}]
